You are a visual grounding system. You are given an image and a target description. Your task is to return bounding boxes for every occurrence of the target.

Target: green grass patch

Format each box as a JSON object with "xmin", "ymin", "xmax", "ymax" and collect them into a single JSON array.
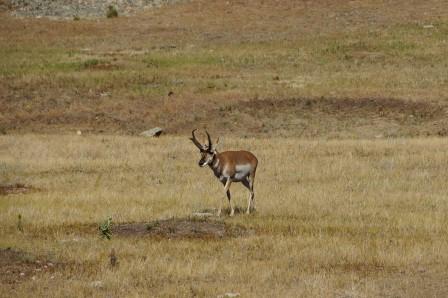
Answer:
[{"xmin": 142, "ymin": 51, "xmax": 222, "ymax": 69}]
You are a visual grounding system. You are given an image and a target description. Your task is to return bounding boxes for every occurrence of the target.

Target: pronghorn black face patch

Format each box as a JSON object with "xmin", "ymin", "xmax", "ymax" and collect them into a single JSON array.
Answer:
[{"xmin": 198, "ymin": 149, "xmax": 214, "ymax": 167}]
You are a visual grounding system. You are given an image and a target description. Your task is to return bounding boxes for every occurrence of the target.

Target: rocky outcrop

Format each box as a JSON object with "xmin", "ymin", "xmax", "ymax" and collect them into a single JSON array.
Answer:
[
  {"xmin": 8, "ymin": 0, "xmax": 184, "ymax": 19},
  {"xmin": 140, "ymin": 127, "xmax": 164, "ymax": 137}
]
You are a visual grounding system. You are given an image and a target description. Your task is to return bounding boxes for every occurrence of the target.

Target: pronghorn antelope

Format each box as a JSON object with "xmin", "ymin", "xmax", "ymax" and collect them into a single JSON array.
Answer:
[{"xmin": 190, "ymin": 129, "xmax": 258, "ymax": 216}]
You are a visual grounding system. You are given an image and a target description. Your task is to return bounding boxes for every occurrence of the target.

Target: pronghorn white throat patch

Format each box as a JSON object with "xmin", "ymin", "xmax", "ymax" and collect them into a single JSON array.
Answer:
[{"xmin": 200, "ymin": 154, "xmax": 214, "ymax": 167}]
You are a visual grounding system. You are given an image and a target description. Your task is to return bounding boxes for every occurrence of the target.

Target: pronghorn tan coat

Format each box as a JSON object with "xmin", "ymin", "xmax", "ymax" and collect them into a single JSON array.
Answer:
[
  {"xmin": 190, "ymin": 130, "xmax": 258, "ymax": 216},
  {"xmin": 210, "ymin": 151, "xmax": 258, "ymax": 183}
]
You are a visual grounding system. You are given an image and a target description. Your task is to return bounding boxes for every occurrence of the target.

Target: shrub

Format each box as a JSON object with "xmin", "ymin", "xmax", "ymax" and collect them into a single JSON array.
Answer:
[
  {"xmin": 106, "ymin": 5, "xmax": 118, "ymax": 18},
  {"xmin": 99, "ymin": 216, "xmax": 113, "ymax": 240}
]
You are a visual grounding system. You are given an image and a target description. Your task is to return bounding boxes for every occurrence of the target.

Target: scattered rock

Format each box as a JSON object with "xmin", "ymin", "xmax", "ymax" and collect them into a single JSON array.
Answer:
[
  {"xmin": 59, "ymin": 237, "xmax": 84, "ymax": 243},
  {"xmin": 423, "ymin": 24, "xmax": 434, "ymax": 29},
  {"xmin": 90, "ymin": 280, "xmax": 104, "ymax": 288},
  {"xmin": 0, "ymin": 183, "xmax": 36, "ymax": 196},
  {"xmin": 0, "ymin": 248, "xmax": 61, "ymax": 285},
  {"xmin": 218, "ymin": 293, "xmax": 240, "ymax": 298},
  {"xmin": 191, "ymin": 212, "xmax": 215, "ymax": 218},
  {"xmin": 140, "ymin": 127, "xmax": 163, "ymax": 137}
]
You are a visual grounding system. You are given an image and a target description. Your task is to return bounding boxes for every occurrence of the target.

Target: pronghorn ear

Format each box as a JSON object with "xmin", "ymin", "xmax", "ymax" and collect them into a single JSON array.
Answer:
[{"xmin": 213, "ymin": 137, "xmax": 220, "ymax": 152}]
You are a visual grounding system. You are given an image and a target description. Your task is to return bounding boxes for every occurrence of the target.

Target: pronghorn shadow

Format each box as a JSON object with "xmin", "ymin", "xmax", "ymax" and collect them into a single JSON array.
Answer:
[{"xmin": 198, "ymin": 206, "xmax": 256, "ymax": 216}]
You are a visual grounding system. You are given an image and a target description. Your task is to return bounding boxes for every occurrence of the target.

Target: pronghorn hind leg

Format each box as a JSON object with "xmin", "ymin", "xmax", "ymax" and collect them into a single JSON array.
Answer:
[
  {"xmin": 250, "ymin": 173, "xmax": 255, "ymax": 212},
  {"xmin": 242, "ymin": 177, "xmax": 254, "ymax": 214},
  {"xmin": 226, "ymin": 189, "xmax": 234, "ymax": 216}
]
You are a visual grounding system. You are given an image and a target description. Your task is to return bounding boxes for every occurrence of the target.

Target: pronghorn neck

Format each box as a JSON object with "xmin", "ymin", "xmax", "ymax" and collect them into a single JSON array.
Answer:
[
  {"xmin": 208, "ymin": 152, "xmax": 224, "ymax": 179},
  {"xmin": 208, "ymin": 151, "xmax": 219, "ymax": 169}
]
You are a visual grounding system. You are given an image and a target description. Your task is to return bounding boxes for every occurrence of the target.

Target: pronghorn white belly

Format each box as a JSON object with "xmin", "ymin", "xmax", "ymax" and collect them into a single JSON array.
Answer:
[{"xmin": 232, "ymin": 164, "xmax": 252, "ymax": 181}]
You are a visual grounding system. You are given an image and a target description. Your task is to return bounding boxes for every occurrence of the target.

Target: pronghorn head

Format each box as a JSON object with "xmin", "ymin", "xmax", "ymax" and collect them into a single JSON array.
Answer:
[{"xmin": 190, "ymin": 129, "xmax": 219, "ymax": 167}]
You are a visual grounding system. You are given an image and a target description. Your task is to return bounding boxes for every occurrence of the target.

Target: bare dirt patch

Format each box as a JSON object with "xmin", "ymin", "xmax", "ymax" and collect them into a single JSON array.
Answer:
[
  {"xmin": 0, "ymin": 248, "xmax": 57, "ymax": 286},
  {"xmin": 112, "ymin": 218, "xmax": 252, "ymax": 239},
  {"xmin": 0, "ymin": 183, "xmax": 36, "ymax": 196},
  {"xmin": 4, "ymin": 95, "xmax": 447, "ymax": 139},
  {"xmin": 178, "ymin": 97, "xmax": 448, "ymax": 138}
]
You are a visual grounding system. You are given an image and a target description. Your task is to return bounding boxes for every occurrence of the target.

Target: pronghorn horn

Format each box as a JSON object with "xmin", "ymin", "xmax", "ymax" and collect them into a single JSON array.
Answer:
[
  {"xmin": 205, "ymin": 130, "xmax": 213, "ymax": 151},
  {"xmin": 190, "ymin": 129, "xmax": 204, "ymax": 150}
]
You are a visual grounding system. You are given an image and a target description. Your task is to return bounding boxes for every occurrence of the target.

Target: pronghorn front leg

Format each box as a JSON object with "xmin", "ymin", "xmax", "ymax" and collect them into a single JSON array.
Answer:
[{"xmin": 219, "ymin": 178, "xmax": 233, "ymax": 217}]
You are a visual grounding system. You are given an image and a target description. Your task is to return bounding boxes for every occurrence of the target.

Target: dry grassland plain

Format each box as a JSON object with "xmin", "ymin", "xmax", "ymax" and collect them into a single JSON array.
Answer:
[{"xmin": 1, "ymin": 0, "xmax": 448, "ymax": 297}]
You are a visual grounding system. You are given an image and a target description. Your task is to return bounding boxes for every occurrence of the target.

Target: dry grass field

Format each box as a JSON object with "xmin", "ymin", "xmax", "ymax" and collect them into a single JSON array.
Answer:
[
  {"xmin": 1, "ymin": 135, "xmax": 448, "ymax": 297},
  {"xmin": 1, "ymin": 0, "xmax": 448, "ymax": 297}
]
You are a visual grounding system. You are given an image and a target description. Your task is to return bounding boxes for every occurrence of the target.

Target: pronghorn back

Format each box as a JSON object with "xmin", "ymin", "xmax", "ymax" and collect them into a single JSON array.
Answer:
[{"xmin": 216, "ymin": 151, "xmax": 258, "ymax": 175}]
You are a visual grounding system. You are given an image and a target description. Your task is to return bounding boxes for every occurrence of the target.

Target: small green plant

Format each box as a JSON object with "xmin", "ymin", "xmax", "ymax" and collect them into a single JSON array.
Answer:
[
  {"xmin": 99, "ymin": 216, "xmax": 113, "ymax": 240},
  {"xmin": 17, "ymin": 214, "xmax": 23, "ymax": 233},
  {"xmin": 106, "ymin": 5, "xmax": 118, "ymax": 18},
  {"xmin": 73, "ymin": 15, "xmax": 80, "ymax": 21},
  {"xmin": 82, "ymin": 59, "xmax": 100, "ymax": 69}
]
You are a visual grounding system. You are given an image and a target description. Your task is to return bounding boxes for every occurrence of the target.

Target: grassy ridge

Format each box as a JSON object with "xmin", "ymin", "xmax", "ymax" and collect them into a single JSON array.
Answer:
[
  {"xmin": 2, "ymin": 23, "xmax": 447, "ymax": 95},
  {"xmin": 1, "ymin": 2, "xmax": 448, "ymax": 135}
]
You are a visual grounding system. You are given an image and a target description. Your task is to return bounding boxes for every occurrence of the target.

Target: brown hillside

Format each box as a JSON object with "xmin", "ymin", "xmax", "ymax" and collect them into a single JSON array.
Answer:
[{"xmin": 1, "ymin": 0, "xmax": 447, "ymax": 137}]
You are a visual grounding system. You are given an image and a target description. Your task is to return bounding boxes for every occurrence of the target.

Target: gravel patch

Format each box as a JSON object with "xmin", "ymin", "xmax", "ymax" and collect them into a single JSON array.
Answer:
[{"xmin": 8, "ymin": 0, "xmax": 185, "ymax": 19}]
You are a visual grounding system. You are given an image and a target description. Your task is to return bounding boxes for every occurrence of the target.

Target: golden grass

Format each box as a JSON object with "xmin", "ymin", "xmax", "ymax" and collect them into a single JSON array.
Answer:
[{"xmin": 1, "ymin": 135, "xmax": 448, "ymax": 296}]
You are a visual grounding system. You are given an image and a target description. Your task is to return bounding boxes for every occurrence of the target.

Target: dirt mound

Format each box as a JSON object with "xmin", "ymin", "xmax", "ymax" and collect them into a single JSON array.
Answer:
[
  {"xmin": 0, "ymin": 183, "xmax": 36, "ymax": 196},
  {"xmin": 112, "ymin": 218, "xmax": 251, "ymax": 239},
  {"xmin": 0, "ymin": 248, "xmax": 57, "ymax": 285}
]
